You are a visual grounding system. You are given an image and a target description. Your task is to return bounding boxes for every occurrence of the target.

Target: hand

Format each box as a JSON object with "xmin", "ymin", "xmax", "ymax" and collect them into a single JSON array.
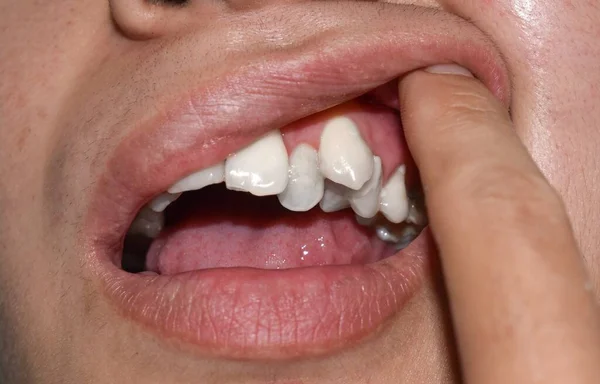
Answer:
[{"xmin": 398, "ymin": 66, "xmax": 600, "ymax": 383}]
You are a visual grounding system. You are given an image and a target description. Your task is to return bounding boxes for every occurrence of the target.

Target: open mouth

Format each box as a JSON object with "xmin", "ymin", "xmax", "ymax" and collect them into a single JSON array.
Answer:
[
  {"xmin": 83, "ymin": 4, "xmax": 508, "ymax": 361},
  {"xmin": 123, "ymin": 97, "xmax": 427, "ymax": 275}
]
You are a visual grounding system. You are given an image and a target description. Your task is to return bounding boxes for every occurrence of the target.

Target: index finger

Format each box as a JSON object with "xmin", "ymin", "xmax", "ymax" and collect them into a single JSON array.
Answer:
[{"xmin": 398, "ymin": 66, "xmax": 600, "ymax": 383}]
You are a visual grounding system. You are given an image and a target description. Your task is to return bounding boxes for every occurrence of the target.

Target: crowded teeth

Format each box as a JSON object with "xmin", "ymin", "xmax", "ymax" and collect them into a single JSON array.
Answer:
[
  {"xmin": 149, "ymin": 192, "xmax": 181, "ymax": 213},
  {"xmin": 379, "ymin": 165, "xmax": 409, "ymax": 223},
  {"xmin": 168, "ymin": 162, "xmax": 225, "ymax": 194},
  {"xmin": 319, "ymin": 116, "xmax": 374, "ymax": 190},
  {"xmin": 348, "ymin": 156, "xmax": 382, "ymax": 218},
  {"xmin": 319, "ymin": 180, "xmax": 351, "ymax": 212},
  {"xmin": 225, "ymin": 130, "xmax": 289, "ymax": 196},
  {"xmin": 277, "ymin": 144, "xmax": 324, "ymax": 212},
  {"xmin": 128, "ymin": 207, "xmax": 164, "ymax": 238}
]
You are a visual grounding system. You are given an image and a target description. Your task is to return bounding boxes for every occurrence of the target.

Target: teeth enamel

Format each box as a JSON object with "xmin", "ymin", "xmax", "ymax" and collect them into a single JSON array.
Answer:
[
  {"xmin": 355, "ymin": 214, "xmax": 377, "ymax": 226},
  {"xmin": 277, "ymin": 144, "xmax": 324, "ymax": 212},
  {"xmin": 348, "ymin": 156, "xmax": 382, "ymax": 218},
  {"xmin": 168, "ymin": 162, "xmax": 225, "ymax": 194},
  {"xmin": 379, "ymin": 165, "xmax": 409, "ymax": 223},
  {"xmin": 319, "ymin": 116, "xmax": 374, "ymax": 190},
  {"xmin": 225, "ymin": 130, "xmax": 289, "ymax": 196},
  {"xmin": 129, "ymin": 207, "xmax": 165, "ymax": 238},
  {"xmin": 375, "ymin": 224, "xmax": 420, "ymax": 250},
  {"xmin": 149, "ymin": 192, "xmax": 181, "ymax": 213},
  {"xmin": 319, "ymin": 180, "xmax": 351, "ymax": 212}
]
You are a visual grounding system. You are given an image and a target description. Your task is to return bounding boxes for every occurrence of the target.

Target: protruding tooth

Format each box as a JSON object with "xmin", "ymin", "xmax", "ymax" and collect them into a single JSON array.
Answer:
[
  {"xmin": 168, "ymin": 162, "xmax": 225, "ymax": 194},
  {"xmin": 379, "ymin": 165, "xmax": 409, "ymax": 223},
  {"xmin": 277, "ymin": 144, "xmax": 324, "ymax": 212},
  {"xmin": 225, "ymin": 130, "xmax": 289, "ymax": 196},
  {"xmin": 319, "ymin": 180, "xmax": 351, "ymax": 212},
  {"xmin": 349, "ymin": 156, "xmax": 382, "ymax": 218},
  {"xmin": 319, "ymin": 116, "xmax": 374, "ymax": 190},
  {"xmin": 149, "ymin": 192, "xmax": 181, "ymax": 213},
  {"xmin": 129, "ymin": 207, "xmax": 165, "ymax": 238}
]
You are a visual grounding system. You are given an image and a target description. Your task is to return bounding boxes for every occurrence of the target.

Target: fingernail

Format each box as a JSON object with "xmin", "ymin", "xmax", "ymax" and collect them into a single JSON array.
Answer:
[{"xmin": 425, "ymin": 64, "xmax": 473, "ymax": 77}]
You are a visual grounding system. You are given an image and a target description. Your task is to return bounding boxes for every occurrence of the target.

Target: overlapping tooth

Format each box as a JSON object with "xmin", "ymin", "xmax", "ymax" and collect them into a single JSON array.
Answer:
[
  {"xmin": 225, "ymin": 130, "xmax": 289, "ymax": 196},
  {"xmin": 348, "ymin": 156, "xmax": 382, "ymax": 218},
  {"xmin": 168, "ymin": 162, "xmax": 225, "ymax": 194},
  {"xmin": 319, "ymin": 180, "xmax": 351, "ymax": 212},
  {"xmin": 149, "ymin": 192, "xmax": 181, "ymax": 213},
  {"xmin": 379, "ymin": 165, "xmax": 409, "ymax": 223},
  {"xmin": 129, "ymin": 207, "xmax": 165, "ymax": 238},
  {"xmin": 277, "ymin": 144, "xmax": 324, "ymax": 212},
  {"xmin": 319, "ymin": 116, "xmax": 374, "ymax": 190}
]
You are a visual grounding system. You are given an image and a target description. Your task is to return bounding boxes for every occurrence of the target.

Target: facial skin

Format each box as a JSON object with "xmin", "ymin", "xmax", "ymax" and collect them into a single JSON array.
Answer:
[{"xmin": 0, "ymin": 0, "xmax": 599, "ymax": 383}]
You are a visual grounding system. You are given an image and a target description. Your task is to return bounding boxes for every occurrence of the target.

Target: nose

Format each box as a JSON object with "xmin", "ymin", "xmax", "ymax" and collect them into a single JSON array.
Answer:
[{"xmin": 110, "ymin": 0, "xmax": 309, "ymax": 39}]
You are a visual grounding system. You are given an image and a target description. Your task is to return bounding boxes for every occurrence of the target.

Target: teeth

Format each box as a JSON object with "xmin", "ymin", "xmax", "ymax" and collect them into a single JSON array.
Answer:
[
  {"xmin": 319, "ymin": 116, "xmax": 374, "ymax": 190},
  {"xmin": 375, "ymin": 224, "xmax": 421, "ymax": 250},
  {"xmin": 277, "ymin": 144, "xmax": 324, "ymax": 212},
  {"xmin": 149, "ymin": 192, "xmax": 181, "ymax": 213},
  {"xmin": 355, "ymin": 214, "xmax": 377, "ymax": 226},
  {"xmin": 375, "ymin": 226, "xmax": 400, "ymax": 243},
  {"xmin": 319, "ymin": 180, "xmax": 351, "ymax": 212},
  {"xmin": 407, "ymin": 198, "xmax": 428, "ymax": 226},
  {"xmin": 348, "ymin": 156, "xmax": 382, "ymax": 218},
  {"xmin": 129, "ymin": 207, "xmax": 165, "ymax": 238},
  {"xmin": 379, "ymin": 165, "xmax": 409, "ymax": 223},
  {"xmin": 225, "ymin": 130, "xmax": 289, "ymax": 196},
  {"xmin": 168, "ymin": 162, "xmax": 225, "ymax": 194}
]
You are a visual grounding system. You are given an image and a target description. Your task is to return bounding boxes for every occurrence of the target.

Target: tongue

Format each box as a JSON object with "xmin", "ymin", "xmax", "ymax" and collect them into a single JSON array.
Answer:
[{"xmin": 146, "ymin": 186, "xmax": 387, "ymax": 274}]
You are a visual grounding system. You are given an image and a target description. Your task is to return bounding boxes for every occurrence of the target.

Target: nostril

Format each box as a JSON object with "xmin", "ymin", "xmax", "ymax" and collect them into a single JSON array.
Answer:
[{"xmin": 109, "ymin": 0, "xmax": 190, "ymax": 40}]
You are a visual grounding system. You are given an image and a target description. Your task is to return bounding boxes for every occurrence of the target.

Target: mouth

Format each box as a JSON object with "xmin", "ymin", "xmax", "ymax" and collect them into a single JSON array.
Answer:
[{"xmin": 84, "ymin": 4, "xmax": 508, "ymax": 360}]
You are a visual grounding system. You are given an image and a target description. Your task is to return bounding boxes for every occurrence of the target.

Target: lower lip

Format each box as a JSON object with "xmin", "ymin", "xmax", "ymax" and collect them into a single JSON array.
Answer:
[{"xmin": 90, "ymin": 230, "xmax": 429, "ymax": 359}]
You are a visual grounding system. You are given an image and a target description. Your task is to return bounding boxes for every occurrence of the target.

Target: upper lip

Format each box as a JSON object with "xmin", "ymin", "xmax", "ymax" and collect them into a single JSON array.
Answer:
[{"xmin": 82, "ymin": 3, "xmax": 509, "ymax": 357}]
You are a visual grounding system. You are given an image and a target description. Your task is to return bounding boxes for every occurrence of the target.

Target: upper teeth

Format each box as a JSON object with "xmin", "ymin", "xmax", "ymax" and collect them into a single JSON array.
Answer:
[
  {"xmin": 277, "ymin": 144, "xmax": 324, "ymax": 212},
  {"xmin": 318, "ymin": 116, "xmax": 374, "ymax": 190},
  {"xmin": 225, "ymin": 130, "xmax": 289, "ymax": 196},
  {"xmin": 139, "ymin": 115, "xmax": 425, "ymax": 245}
]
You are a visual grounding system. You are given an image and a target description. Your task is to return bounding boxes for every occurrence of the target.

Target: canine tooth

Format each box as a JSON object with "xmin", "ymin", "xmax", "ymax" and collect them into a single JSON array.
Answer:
[
  {"xmin": 225, "ymin": 130, "xmax": 289, "ymax": 196},
  {"xmin": 277, "ymin": 144, "xmax": 324, "ymax": 212},
  {"xmin": 319, "ymin": 180, "xmax": 350, "ymax": 212},
  {"xmin": 319, "ymin": 116, "xmax": 373, "ymax": 190},
  {"xmin": 129, "ymin": 207, "xmax": 164, "ymax": 238},
  {"xmin": 349, "ymin": 156, "xmax": 382, "ymax": 218},
  {"xmin": 168, "ymin": 162, "xmax": 225, "ymax": 194},
  {"xmin": 379, "ymin": 165, "xmax": 409, "ymax": 223},
  {"xmin": 149, "ymin": 192, "xmax": 181, "ymax": 213}
]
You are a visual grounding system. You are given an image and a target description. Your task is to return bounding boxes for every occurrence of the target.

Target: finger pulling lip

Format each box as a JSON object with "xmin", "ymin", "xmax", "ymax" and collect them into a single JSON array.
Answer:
[{"xmin": 83, "ymin": 4, "xmax": 509, "ymax": 360}]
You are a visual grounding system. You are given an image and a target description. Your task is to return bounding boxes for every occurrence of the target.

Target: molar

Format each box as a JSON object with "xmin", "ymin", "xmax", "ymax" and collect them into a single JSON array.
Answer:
[
  {"xmin": 319, "ymin": 116, "xmax": 374, "ymax": 190},
  {"xmin": 225, "ymin": 130, "xmax": 289, "ymax": 196}
]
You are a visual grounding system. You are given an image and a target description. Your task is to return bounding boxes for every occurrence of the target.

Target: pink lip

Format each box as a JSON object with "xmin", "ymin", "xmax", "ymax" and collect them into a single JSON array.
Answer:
[{"xmin": 83, "ymin": 5, "xmax": 509, "ymax": 359}]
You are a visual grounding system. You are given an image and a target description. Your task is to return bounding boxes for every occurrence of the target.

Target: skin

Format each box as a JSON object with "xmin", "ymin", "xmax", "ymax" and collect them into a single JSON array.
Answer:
[{"xmin": 0, "ymin": 0, "xmax": 599, "ymax": 383}]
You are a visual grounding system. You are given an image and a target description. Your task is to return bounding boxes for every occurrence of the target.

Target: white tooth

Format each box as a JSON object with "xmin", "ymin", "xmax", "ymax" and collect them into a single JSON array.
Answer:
[
  {"xmin": 277, "ymin": 144, "xmax": 324, "ymax": 212},
  {"xmin": 379, "ymin": 165, "xmax": 409, "ymax": 223},
  {"xmin": 319, "ymin": 116, "xmax": 374, "ymax": 190},
  {"xmin": 149, "ymin": 192, "xmax": 181, "ymax": 213},
  {"xmin": 319, "ymin": 180, "xmax": 351, "ymax": 212},
  {"xmin": 168, "ymin": 162, "xmax": 225, "ymax": 194},
  {"xmin": 129, "ymin": 207, "xmax": 164, "ymax": 238},
  {"xmin": 375, "ymin": 226, "xmax": 400, "ymax": 243},
  {"xmin": 348, "ymin": 156, "xmax": 382, "ymax": 218},
  {"xmin": 225, "ymin": 130, "xmax": 289, "ymax": 196}
]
